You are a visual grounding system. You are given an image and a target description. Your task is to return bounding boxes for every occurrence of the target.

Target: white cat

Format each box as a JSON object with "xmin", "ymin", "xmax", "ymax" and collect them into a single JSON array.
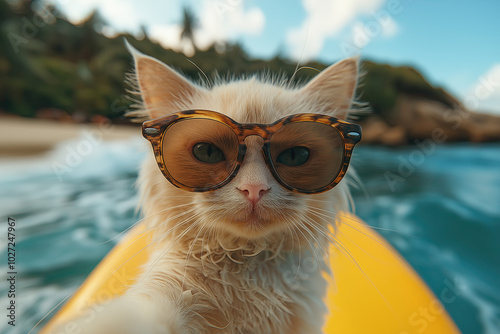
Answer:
[{"xmin": 52, "ymin": 43, "xmax": 361, "ymax": 334}]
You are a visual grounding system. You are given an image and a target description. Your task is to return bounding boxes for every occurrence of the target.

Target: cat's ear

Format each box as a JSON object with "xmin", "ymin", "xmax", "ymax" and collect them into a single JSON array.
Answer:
[
  {"xmin": 126, "ymin": 41, "xmax": 200, "ymax": 119},
  {"xmin": 300, "ymin": 57, "xmax": 359, "ymax": 119}
]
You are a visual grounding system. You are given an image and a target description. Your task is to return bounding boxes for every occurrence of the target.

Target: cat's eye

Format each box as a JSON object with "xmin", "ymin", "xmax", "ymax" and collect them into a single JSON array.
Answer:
[
  {"xmin": 143, "ymin": 110, "xmax": 361, "ymax": 193},
  {"xmin": 192, "ymin": 142, "xmax": 225, "ymax": 163},
  {"xmin": 277, "ymin": 146, "xmax": 310, "ymax": 166}
]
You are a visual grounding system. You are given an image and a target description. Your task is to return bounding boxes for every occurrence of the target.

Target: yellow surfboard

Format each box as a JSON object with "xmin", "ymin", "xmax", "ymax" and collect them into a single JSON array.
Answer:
[{"xmin": 40, "ymin": 213, "xmax": 459, "ymax": 333}]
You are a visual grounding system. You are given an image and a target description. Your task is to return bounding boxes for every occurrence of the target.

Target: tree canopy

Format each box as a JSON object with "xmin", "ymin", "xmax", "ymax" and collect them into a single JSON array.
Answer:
[{"xmin": 0, "ymin": 0, "xmax": 455, "ymax": 124}]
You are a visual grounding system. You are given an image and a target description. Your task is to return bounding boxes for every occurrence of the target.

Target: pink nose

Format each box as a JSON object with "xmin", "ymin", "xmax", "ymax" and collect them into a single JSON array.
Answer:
[{"xmin": 238, "ymin": 184, "xmax": 270, "ymax": 206}]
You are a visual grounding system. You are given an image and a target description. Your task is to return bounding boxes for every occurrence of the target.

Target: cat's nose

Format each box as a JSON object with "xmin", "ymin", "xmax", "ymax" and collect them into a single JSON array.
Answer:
[{"xmin": 238, "ymin": 184, "xmax": 270, "ymax": 206}]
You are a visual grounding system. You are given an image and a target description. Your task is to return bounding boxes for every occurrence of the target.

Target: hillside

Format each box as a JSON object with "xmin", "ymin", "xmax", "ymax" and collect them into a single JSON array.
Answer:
[
  {"xmin": 1, "ymin": 0, "xmax": 499, "ymax": 145},
  {"xmin": 359, "ymin": 62, "xmax": 500, "ymax": 145}
]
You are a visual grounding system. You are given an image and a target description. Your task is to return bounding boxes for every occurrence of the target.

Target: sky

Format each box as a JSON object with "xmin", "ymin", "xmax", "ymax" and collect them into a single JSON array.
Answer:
[{"xmin": 52, "ymin": 0, "xmax": 500, "ymax": 114}]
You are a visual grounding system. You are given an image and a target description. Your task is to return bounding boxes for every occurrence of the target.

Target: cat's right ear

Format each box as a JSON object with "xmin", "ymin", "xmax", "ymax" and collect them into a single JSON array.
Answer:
[{"xmin": 126, "ymin": 41, "xmax": 200, "ymax": 119}]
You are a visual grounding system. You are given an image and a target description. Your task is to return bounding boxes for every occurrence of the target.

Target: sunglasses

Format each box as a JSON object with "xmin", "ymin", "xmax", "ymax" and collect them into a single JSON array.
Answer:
[{"xmin": 142, "ymin": 110, "xmax": 362, "ymax": 194}]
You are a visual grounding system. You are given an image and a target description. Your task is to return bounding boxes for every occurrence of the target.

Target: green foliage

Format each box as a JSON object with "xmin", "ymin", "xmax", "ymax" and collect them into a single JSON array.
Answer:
[
  {"xmin": 360, "ymin": 61, "xmax": 456, "ymax": 123},
  {"xmin": 0, "ymin": 0, "xmax": 457, "ymax": 123}
]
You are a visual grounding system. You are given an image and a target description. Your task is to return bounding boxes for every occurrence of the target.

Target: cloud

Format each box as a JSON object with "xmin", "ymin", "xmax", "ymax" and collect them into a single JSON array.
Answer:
[
  {"xmin": 147, "ymin": 0, "xmax": 265, "ymax": 56},
  {"xmin": 286, "ymin": 0, "xmax": 389, "ymax": 60},
  {"xmin": 465, "ymin": 64, "xmax": 500, "ymax": 114},
  {"xmin": 55, "ymin": 0, "xmax": 265, "ymax": 55},
  {"xmin": 195, "ymin": 0, "xmax": 265, "ymax": 49},
  {"xmin": 148, "ymin": 24, "xmax": 186, "ymax": 53},
  {"xmin": 381, "ymin": 16, "xmax": 398, "ymax": 37},
  {"xmin": 347, "ymin": 14, "xmax": 398, "ymax": 52},
  {"xmin": 55, "ymin": 0, "xmax": 138, "ymax": 32}
]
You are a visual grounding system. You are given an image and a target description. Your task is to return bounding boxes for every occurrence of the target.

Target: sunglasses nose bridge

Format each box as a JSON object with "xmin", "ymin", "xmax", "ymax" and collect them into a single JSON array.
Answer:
[
  {"xmin": 238, "ymin": 124, "xmax": 272, "ymax": 143},
  {"xmin": 241, "ymin": 135, "xmax": 266, "ymax": 151},
  {"xmin": 236, "ymin": 125, "xmax": 275, "ymax": 170}
]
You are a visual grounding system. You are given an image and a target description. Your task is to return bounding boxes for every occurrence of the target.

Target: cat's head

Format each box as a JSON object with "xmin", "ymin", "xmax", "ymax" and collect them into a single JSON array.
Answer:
[{"xmin": 128, "ymin": 43, "xmax": 359, "ymax": 250}]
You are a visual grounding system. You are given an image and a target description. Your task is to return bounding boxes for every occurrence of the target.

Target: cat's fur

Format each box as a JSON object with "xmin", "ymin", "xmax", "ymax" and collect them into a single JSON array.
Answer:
[{"xmin": 54, "ymin": 44, "xmax": 359, "ymax": 334}]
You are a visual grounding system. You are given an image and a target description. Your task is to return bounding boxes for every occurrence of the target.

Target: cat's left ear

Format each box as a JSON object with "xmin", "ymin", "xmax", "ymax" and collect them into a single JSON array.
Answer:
[{"xmin": 300, "ymin": 57, "xmax": 359, "ymax": 120}]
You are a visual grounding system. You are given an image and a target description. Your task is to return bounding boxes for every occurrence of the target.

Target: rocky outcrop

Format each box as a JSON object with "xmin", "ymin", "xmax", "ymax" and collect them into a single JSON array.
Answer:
[{"xmin": 359, "ymin": 94, "xmax": 500, "ymax": 146}]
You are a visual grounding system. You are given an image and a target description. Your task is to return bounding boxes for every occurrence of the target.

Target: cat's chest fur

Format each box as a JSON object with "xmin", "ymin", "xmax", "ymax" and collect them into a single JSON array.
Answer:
[{"xmin": 132, "ymin": 245, "xmax": 329, "ymax": 334}]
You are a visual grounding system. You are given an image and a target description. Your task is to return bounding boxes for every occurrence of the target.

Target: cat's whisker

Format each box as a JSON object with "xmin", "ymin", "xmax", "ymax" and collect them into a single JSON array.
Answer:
[
  {"xmin": 346, "ymin": 171, "xmax": 371, "ymax": 205},
  {"xmin": 76, "ymin": 209, "xmax": 199, "ymax": 302},
  {"xmin": 299, "ymin": 216, "xmax": 334, "ymax": 256},
  {"xmin": 152, "ymin": 209, "xmax": 202, "ymax": 241},
  {"xmin": 147, "ymin": 207, "xmax": 199, "ymax": 236},
  {"xmin": 331, "ymin": 227, "xmax": 403, "ymax": 267},
  {"xmin": 307, "ymin": 208, "xmax": 407, "ymax": 263},
  {"xmin": 199, "ymin": 220, "xmax": 213, "ymax": 277},
  {"xmin": 305, "ymin": 208, "xmax": 411, "ymax": 273},
  {"xmin": 333, "ymin": 219, "xmax": 411, "ymax": 268},
  {"xmin": 303, "ymin": 198, "xmax": 336, "ymax": 203},
  {"xmin": 283, "ymin": 221, "xmax": 297, "ymax": 256},
  {"xmin": 289, "ymin": 6, "xmax": 313, "ymax": 86},
  {"xmin": 202, "ymin": 218, "xmax": 220, "ymax": 275},
  {"xmin": 362, "ymin": 225, "xmax": 416, "ymax": 236},
  {"xmin": 329, "ymin": 235, "xmax": 399, "ymax": 319},
  {"xmin": 292, "ymin": 223, "xmax": 304, "ymax": 279},
  {"xmin": 98, "ymin": 202, "xmax": 195, "ymax": 245},
  {"xmin": 143, "ymin": 211, "xmax": 207, "ymax": 278},
  {"xmin": 28, "ymin": 292, "xmax": 75, "ymax": 334},
  {"xmin": 304, "ymin": 205, "xmax": 337, "ymax": 214},
  {"xmin": 111, "ymin": 207, "xmax": 197, "ymax": 256},
  {"xmin": 304, "ymin": 210, "xmax": 394, "ymax": 271},
  {"xmin": 308, "ymin": 209, "xmax": 377, "ymax": 244},
  {"xmin": 302, "ymin": 210, "xmax": 337, "ymax": 238},
  {"xmin": 301, "ymin": 215, "xmax": 337, "ymax": 247},
  {"xmin": 334, "ymin": 211, "xmax": 415, "ymax": 237},
  {"xmin": 291, "ymin": 217, "xmax": 323, "ymax": 266},
  {"xmin": 180, "ymin": 210, "xmax": 221, "ymax": 287},
  {"xmin": 285, "ymin": 217, "xmax": 304, "ymax": 281},
  {"xmin": 181, "ymin": 220, "xmax": 207, "ymax": 288},
  {"xmin": 333, "ymin": 216, "xmax": 411, "ymax": 265},
  {"xmin": 192, "ymin": 308, "xmax": 231, "ymax": 330},
  {"xmin": 184, "ymin": 58, "xmax": 213, "ymax": 88},
  {"xmin": 331, "ymin": 211, "xmax": 367, "ymax": 224}
]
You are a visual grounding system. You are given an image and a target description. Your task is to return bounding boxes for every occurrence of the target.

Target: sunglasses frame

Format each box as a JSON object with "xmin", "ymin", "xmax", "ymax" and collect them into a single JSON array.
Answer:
[{"xmin": 142, "ymin": 110, "xmax": 362, "ymax": 194}]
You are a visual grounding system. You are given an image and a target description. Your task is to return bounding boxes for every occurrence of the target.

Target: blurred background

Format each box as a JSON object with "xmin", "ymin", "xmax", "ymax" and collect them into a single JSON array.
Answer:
[{"xmin": 0, "ymin": 0, "xmax": 499, "ymax": 333}]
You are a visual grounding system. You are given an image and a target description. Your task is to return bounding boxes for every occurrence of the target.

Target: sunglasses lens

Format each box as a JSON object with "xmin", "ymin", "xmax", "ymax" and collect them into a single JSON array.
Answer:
[
  {"xmin": 270, "ymin": 122, "xmax": 344, "ymax": 192},
  {"xmin": 162, "ymin": 119, "xmax": 239, "ymax": 189}
]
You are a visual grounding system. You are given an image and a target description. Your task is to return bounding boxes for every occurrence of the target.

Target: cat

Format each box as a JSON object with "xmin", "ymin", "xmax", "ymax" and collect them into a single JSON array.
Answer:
[{"xmin": 52, "ymin": 42, "xmax": 361, "ymax": 334}]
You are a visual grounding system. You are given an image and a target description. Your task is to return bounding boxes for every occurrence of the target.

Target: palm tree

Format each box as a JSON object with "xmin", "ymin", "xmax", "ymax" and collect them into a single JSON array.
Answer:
[{"xmin": 180, "ymin": 7, "xmax": 197, "ymax": 53}]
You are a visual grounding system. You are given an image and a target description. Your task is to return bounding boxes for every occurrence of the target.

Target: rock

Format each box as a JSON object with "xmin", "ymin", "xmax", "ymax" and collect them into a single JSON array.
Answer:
[
  {"xmin": 359, "ymin": 94, "xmax": 500, "ymax": 146},
  {"xmin": 358, "ymin": 116, "xmax": 407, "ymax": 146}
]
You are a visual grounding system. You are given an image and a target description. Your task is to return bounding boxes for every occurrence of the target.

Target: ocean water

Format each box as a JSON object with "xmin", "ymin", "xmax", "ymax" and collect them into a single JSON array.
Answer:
[
  {"xmin": 0, "ymin": 136, "xmax": 499, "ymax": 333},
  {"xmin": 351, "ymin": 144, "xmax": 500, "ymax": 333}
]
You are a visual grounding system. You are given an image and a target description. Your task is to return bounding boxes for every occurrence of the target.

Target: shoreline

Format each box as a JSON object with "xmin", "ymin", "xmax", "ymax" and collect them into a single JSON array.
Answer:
[{"xmin": 0, "ymin": 117, "xmax": 140, "ymax": 158}]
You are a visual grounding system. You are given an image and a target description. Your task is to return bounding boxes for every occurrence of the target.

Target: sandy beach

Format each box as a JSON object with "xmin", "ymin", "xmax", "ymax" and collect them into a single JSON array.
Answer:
[{"xmin": 0, "ymin": 116, "xmax": 140, "ymax": 158}]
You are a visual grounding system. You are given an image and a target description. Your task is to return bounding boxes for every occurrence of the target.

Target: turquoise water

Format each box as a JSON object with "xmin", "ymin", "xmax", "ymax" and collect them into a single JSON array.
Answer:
[
  {"xmin": 351, "ymin": 144, "xmax": 500, "ymax": 333},
  {"xmin": 0, "ymin": 138, "xmax": 499, "ymax": 333}
]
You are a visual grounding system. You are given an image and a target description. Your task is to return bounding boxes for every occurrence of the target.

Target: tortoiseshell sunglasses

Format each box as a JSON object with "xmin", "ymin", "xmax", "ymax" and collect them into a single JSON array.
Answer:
[{"xmin": 142, "ymin": 110, "xmax": 362, "ymax": 194}]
